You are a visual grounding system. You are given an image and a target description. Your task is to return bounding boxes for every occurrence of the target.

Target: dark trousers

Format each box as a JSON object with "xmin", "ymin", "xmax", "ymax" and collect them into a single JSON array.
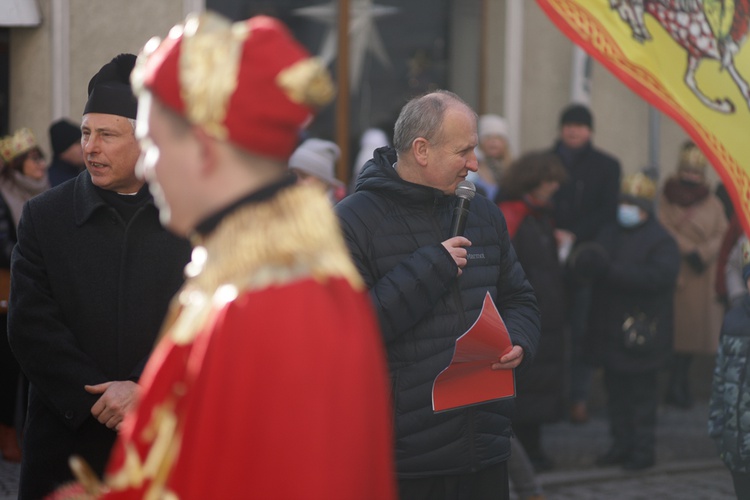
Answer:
[
  {"xmin": 603, "ymin": 368, "xmax": 658, "ymax": 461},
  {"xmin": 513, "ymin": 423, "xmax": 544, "ymax": 460},
  {"xmin": 732, "ymin": 470, "xmax": 750, "ymax": 500},
  {"xmin": 398, "ymin": 461, "xmax": 509, "ymax": 500},
  {"xmin": 569, "ymin": 286, "xmax": 593, "ymax": 403},
  {"xmin": 0, "ymin": 313, "xmax": 18, "ymax": 426}
]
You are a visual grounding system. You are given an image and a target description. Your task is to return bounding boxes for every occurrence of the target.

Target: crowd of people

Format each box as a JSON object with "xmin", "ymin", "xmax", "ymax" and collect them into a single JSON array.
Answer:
[{"xmin": 0, "ymin": 9, "xmax": 746, "ymax": 500}]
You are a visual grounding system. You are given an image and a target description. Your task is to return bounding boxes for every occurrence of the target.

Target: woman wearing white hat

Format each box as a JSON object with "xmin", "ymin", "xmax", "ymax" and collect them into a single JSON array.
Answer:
[{"xmin": 468, "ymin": 114, "xmax": 511, "ymax": 202}]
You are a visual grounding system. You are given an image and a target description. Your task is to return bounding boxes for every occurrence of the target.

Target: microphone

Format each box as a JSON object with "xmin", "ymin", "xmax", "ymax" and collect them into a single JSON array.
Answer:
[{"xmin": 449, "ymin": 180, "xmax": 476, "ymax": 237}]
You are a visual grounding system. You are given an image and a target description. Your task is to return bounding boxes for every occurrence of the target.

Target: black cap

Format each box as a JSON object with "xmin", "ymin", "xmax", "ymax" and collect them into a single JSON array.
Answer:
[
  {"xmin": 560, "ymin": 104, "xmax": 593, "ymax": 129},
  {"xmin": 83, "ymin": 53, "xmax": 138, "ymax": 119},
  {"xmin": 49, "ymin": 119, "xmax": 82, "ymax": 156}
]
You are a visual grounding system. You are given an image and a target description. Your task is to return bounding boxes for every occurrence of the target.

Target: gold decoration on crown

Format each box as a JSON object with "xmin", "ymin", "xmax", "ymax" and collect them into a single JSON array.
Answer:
[
  {"xmin": 621, "ymin": 172, "xmax": 656, "ymax": 200},
  {"xmin": 276, "ymin": 57, "xmax": 335, "ymax": 108},
  {"xmin": 178, "ymin": 12, "xmax": 248, "ymax": 140},
  {"xmin": 0, "ymin": 128, "xmax": 38, "ymax": 163}
]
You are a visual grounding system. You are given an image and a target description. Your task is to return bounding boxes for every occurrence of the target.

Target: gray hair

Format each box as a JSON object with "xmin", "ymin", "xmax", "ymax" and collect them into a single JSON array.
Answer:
[{"xmin": 392, "ymin": 90, "xmax": 474, "ymax": 154}]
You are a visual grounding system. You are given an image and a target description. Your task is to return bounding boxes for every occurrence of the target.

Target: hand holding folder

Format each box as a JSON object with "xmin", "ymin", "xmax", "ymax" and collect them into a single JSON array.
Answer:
[{"xmin": 432, "ymin": 292, "xmax": 516, "ymax": 412}]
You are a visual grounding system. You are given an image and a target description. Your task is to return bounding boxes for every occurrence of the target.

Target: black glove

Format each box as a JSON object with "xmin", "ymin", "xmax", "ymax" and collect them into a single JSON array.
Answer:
[
  {"xmin": 570, "ymin": 243, "xmax": 610, "ymax": 282},
  {"xmin": 685, "ymin": 251, "xmax": 705, "ymax": 274}
]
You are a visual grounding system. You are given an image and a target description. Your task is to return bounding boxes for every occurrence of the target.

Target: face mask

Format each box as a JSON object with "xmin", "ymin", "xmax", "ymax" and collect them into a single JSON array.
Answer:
[{"xmin": 617, "ymin": 204, "xmax": 642, "ymax": 228}]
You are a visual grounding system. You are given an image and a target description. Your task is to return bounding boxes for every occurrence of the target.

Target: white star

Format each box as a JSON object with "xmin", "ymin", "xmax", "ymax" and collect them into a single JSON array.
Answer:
[{"xmin": 293, "ymin": 0, "xmax": 398, "ymax": 92}]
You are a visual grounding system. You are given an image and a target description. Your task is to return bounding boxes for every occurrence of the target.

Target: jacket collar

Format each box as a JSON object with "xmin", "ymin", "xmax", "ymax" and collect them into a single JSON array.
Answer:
[
  {"xmin": 356, "ymin": 146, "xmax": 452, "ymax": 207},
  {"xmin": 73, "ymin": 171, "xmax": 154, "ymax": 226},
  {"xmin": 553, "ymin": 140, "xmax": 593, "ymax": 167}
]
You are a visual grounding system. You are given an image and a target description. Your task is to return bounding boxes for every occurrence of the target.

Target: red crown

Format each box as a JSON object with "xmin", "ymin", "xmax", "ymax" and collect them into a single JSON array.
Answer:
[{"xmin": 132, "ymin": 12, "xmax": 334, "ymax": 160}]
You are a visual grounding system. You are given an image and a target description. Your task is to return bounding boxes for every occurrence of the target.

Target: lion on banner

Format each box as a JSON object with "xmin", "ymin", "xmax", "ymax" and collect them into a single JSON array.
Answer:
[{"xmin": 610, "ymin": 0, "xmax": 750, "ymax": 113}]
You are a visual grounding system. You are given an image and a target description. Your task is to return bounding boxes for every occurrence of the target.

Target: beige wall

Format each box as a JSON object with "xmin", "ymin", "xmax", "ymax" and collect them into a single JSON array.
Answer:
[
  {"xmin": 9, "ymin": 0, "xmax": 185, "ymax": 157},
  {"xmin": 9, "ymin": 3, "xmax": 51, "ymax": 155}
]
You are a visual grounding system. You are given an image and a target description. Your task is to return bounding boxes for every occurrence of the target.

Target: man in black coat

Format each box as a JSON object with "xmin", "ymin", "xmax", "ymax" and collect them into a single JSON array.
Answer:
[
  {"xmin": 7, "ymin": 54, "xmax": 191, "ymax": 499},
  {"xmin": 47, "ymin": 118, "xmax": 85, "ymax": 187},
  {"xmin": 336, "ymin": 90, "xmax": 540, "ymax": 500},
  {"xmin": 550, "ymin": 103, "xmax": 622, "ymax": 424}
]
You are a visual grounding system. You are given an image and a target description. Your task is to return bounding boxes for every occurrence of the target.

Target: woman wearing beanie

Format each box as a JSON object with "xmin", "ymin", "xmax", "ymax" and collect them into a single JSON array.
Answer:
[
  {"xmin": 288, "ymin": 137, "xmax": 345, "ymax": 204},
  {"xmin": 658, "ymin": 141, "xmax": 728, "ymax": 409}
]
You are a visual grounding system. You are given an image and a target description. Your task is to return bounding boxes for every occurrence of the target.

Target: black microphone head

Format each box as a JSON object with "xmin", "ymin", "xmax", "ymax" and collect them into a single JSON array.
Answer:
[{"xmin": 455, "ymin": 180, "xmax": 476, "ymax": 201}]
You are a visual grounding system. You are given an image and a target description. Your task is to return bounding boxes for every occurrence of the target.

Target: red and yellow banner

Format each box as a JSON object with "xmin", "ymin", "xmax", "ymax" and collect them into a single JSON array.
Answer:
[{"xmin": 536, "ymin": 0, "xmax": 750, "ymax": 234}]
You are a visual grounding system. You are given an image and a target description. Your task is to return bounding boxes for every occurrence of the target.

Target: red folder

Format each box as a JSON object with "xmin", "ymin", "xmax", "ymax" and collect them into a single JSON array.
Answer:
[{"xmin": 432, "ymin": 291, "xmax": 515, "ymax": 412}]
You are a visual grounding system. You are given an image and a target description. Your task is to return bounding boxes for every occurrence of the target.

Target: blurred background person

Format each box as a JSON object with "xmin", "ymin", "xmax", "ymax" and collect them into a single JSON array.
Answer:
[
  {"xmin": 571, "ymin": 170, "xmax": 679, "ymax": 471},
  {"xmin": 0, "ymin": 128, "xmax": 51, "ymax": 228},
  {"xmin": 550, "ymin": 103, "xmax": 622, "ymax": 424},
  {"xmin": 350, "ymin": 127, "xmax": 390, "ymax": 192},
  {"xmin": 659, "ymin": 140, "xmax": 728, "ymax": 409},
  {"xmin": 715, "ymin": 212, "xmax": 744, "ymax": 311},
  {"xmin": 47, "ymin": 119, "xmax": 85, "ymax": 187},
  {"xmin": 0, "ymin": 127, "xmax": 51, "ymax": 463},
  {"xmin": 288, "ymin": 137, "xmax": 345, "ymax": 204},
  {"xmin": 468, "ymin": 113, "xmax": 511, "ymax": 202},
  {"xmin": 709, "ymin": 240, "xmax": 750, "ymax": 499},
  {"xmin": 724, "ymin": 234, "xmax": 749, "ymax": 309},
  {"xmin": 497, "ymin": 151, "xmax": 568, "ymax": 474}
]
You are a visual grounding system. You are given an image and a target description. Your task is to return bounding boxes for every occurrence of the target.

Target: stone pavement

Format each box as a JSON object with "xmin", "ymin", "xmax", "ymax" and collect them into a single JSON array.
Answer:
[
  {"xmin": 523, "ymin": 401, "xmax": 735, "ymax": 499},
  {"xmin": 511, "ymin": 354, "xmax": 737, "ymax": 499},
  {"xmin": 0, "ymin": 355, "xmax": 736, "ymax": 499}
]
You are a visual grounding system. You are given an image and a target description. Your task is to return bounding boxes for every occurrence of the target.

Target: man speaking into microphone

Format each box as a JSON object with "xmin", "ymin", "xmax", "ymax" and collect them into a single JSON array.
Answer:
[{"xmin": 336, "ymin": 90, "xmax": 540, "ymax": 500}]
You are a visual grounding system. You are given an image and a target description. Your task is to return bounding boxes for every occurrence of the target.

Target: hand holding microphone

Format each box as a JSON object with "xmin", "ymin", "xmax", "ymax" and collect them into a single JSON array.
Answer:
[{"xmin": 443, "ymin": 180, "xmax": 476, "ymax": 276}]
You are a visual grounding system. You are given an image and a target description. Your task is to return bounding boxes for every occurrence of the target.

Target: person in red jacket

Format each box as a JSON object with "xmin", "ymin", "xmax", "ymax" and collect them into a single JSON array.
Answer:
[{"xmin": 50, "ymin": 12, "xmax": 396, "ymax": 500}]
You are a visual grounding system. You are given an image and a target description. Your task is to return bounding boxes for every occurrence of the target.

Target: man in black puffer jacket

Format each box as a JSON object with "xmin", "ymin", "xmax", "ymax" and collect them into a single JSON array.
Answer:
[{"xmin": 336, "ymin": 90, "xmax": 540, "ymax": 500}]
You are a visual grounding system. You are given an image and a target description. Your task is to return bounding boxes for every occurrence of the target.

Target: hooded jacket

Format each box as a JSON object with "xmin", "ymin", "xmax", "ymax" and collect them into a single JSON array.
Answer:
[{"xmin": 336, "ymin": 146, "xmax": 540, "ymax": 477}]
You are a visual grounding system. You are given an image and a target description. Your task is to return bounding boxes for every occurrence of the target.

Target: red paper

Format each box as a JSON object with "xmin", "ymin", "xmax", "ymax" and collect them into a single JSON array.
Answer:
[{"xmin": 432, "ymin": 292, "xmax": 515, "ymax": 412}]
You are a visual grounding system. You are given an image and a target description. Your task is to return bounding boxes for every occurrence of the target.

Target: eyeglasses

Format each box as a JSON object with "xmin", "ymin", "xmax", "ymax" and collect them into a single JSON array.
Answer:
[{"xmin": 26, "ymin": 152, "xmax": 45, "ymax": 163}]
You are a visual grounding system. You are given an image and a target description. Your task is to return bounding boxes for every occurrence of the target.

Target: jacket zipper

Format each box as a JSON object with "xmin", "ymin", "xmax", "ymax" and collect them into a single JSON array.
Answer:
[{"xmin": 436, "ymin": 196, "xmax": 477, "ymax": 469}]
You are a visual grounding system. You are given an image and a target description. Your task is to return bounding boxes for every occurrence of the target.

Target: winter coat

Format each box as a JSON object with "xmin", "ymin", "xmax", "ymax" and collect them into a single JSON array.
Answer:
[
  {"xmin": 8, "ymin": 172, "xmax": 191, "ymax": 499},
  {"xmin": 551, "ymin": 140, "xmax": 621, "ymax": 245},
  {"xmin": 498, "ymin": 199, "xmax": 567, "ymax": 424},
  {"xmin": 336, "ymin": 146, "xmax": 541, "ymax": 478},
  {"xmin": 708, "ymin": 294, "xmax": 750, "ymax": 473},
  {"xmin": 658, "ymin": 181, "xmax": 728, "ymax": 354},
  {"xmin": 580, "ymin": 216, "xmax": 679, "ymax": 372},
  {"xmin": 48, "ymin": 157, "xmax": 83, "ymax": 188}
]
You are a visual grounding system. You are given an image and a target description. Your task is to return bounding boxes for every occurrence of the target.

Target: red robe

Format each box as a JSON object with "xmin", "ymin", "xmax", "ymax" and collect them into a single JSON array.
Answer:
[{"xmin": 94, "ymin": 186, "xmax": 397, "ymax": 499}]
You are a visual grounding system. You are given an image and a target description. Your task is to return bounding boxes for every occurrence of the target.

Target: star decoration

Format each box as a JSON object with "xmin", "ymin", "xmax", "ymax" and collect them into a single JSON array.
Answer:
[{"xmin": 293, "ymin": 0, "xmax": 398, "ymax": 92}]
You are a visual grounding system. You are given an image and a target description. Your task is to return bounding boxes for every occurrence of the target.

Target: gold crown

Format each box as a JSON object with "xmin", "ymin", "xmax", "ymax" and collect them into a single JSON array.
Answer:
[
  {"xmin": 677, "ymin": 141, "xmax": 707, "ymax": 173},
  {"xmin": 621, "ymin": 172, "xmax": 656, "ymax": 200},
  {"xmin": 0, "ymin": 128, "xmax": 38, "ymax": 163}
]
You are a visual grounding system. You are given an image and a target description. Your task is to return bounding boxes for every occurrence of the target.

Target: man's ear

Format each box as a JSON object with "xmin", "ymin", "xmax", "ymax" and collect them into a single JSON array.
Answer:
[
  {"xmin": 192, "ymin": 126, "xmax": 219, "ymax": 175},
  {"xmin": 412, "ymin": 137, "xmax": 429, "ymax": 167}
]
